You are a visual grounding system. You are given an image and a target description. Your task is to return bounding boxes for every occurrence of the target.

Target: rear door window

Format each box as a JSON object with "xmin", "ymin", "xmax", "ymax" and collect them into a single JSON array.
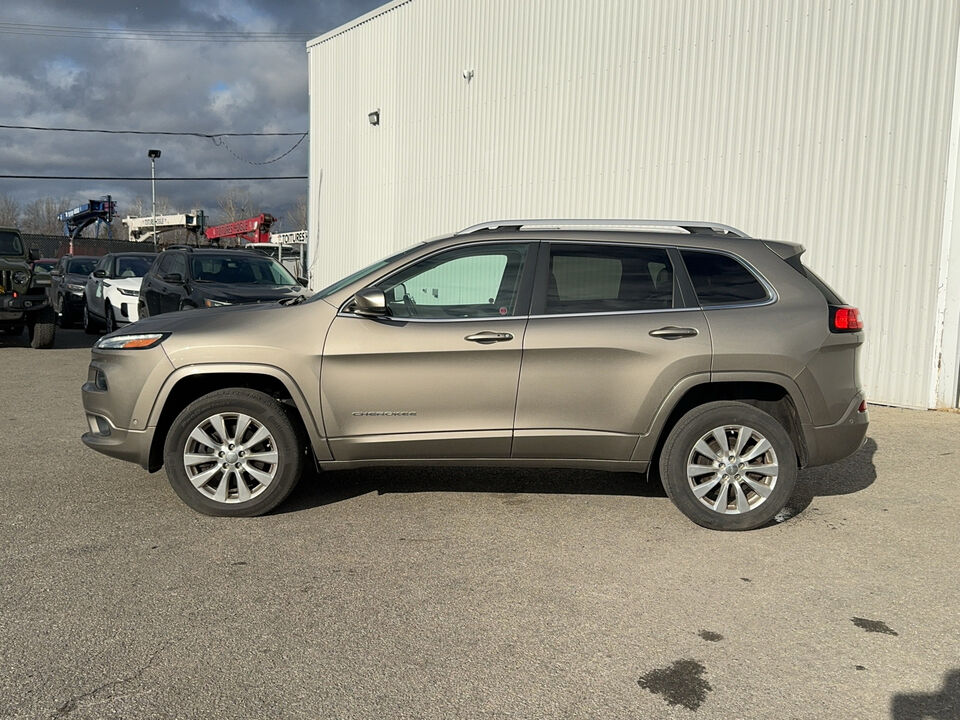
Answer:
[
  {"xmin": 540, "ymin": 244, "xmax": 675, "ymax": 314},
  {"xmin": 680, "ymin": 250, "xmax": 769, "ymax": 306}
]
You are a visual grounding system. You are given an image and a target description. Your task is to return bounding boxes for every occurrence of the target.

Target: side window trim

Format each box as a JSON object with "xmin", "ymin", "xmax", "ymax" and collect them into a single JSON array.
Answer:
[
  {"xmin": 338, "ymin": 240, "xmax": 540, "ymax": 321},
  {"xmin": 677, "ymin": 247, "xmax": 778, "ymax": 309}
]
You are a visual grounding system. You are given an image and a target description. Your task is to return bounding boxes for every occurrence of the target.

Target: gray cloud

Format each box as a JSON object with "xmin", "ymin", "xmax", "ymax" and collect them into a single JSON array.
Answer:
[{"xmin": 0, "ymin": 0, "xmax": 383, "ymax": 232}]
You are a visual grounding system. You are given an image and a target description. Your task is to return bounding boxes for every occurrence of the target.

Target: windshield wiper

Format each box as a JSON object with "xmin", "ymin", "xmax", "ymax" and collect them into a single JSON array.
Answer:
[{"xmin": 278, "ymin": 295, "xmax": 306, "ymax": 306}]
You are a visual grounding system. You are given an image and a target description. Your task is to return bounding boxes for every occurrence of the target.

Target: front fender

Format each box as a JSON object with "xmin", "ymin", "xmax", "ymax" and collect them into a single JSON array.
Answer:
[{"xmin": 145, "ymin": 363, "xmax": 330, "ymax": 461}]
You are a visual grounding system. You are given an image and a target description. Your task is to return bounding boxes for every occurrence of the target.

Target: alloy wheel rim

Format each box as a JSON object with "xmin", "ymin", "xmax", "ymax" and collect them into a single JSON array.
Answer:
[
  {"xmin": 686, "ymin": 425, "xmax": 779, "ymax": 514},
  {"xmin": 182, "ymin": 412, "xmax": 279, "ymax": 504}
]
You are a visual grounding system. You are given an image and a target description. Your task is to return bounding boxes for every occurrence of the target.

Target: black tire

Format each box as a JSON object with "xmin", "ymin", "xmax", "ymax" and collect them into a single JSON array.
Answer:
[
  {"xmin": 163, "ymin": 388, "xmax": 305, "ymax": 517},
  {"xmin": 104, "ymin": 304, "xmax": 116, "ymax": 334},
  {"xmin": 28, "ymin": 308, "xmax": 56, "ymax": 349},
  {"xmin": 82, "ymin": 304, "xmax": 98, "ymax": 335},
  {"xmin": 658, "ymin": 401, "xmax": 797, "ymax": 531}
]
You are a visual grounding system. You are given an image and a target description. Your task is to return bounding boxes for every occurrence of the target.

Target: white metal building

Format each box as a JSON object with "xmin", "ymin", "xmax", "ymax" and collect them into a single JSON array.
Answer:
[{"xmin": 307, "ymin": 0, "xmax": 960, "ymax": 409}]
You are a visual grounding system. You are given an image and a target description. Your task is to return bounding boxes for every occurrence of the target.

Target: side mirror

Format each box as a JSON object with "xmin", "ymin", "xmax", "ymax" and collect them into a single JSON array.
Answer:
[
  {"xmin": 93, "ymin": 269, "xmax": 107, "ymax": 278},
  {"xmin": 352, "ymin": 287, "xmax": 386, "ymax": 317},
  {"xmin": 162, "ymin": 272, "xmax": 184, "ymax": 284},
  {"xmin": 297, "ymin": 276, "xmax": 309, "ymax": 287},
  {"xmin": 28, "ymin": 248, "xmax": 39, "ymax": 262}
]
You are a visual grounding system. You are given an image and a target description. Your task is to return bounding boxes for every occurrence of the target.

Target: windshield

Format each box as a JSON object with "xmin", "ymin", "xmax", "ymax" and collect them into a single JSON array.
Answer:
[
  {"xmin": 114, "ymin": 256, "xmax": 153, "ymax": 278},
  {"xmin": 310, "ymin": 244, "xmax": 424, "ymax": 301},
  {"xmin": 67, "ymin": 258, "xmax": 98, "ymax": 275},
  {"xmin": 33, "ymin": 261, "xmax": 56, "ymax": 273},
  {"xmin": 0, "ymin": 231, "xmax": 24, "ymax": 256},
  {"xmin": 190, "ymin": 254, "xmax": 297, "ymax": 285}
]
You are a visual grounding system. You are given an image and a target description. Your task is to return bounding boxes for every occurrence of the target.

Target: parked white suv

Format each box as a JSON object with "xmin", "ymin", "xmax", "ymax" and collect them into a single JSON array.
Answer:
[{"xmin": 84, "ymin": 252, "xmax": 156, "ymax": 333}]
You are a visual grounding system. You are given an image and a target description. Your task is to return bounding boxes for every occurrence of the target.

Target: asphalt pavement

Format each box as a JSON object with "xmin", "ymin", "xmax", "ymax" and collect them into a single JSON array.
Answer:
[{"xmin": 1, "ymin": 328, "xmax": 958, "ymax": 719}]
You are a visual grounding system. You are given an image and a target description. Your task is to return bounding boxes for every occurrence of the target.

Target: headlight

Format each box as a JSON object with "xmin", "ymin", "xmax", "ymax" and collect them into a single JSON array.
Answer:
[
  {"xmin": 12, "ymin": 271, "xmax": 29, "ymax": 285},
  {"xmin": 95, "ymin": 333, "xmax": 168, "ymax": 350},
  {"xmin": 66, "ymin": 283, "xmax": 85, "ymax": 293},
  {"xmin": 204, "ymin": 298, "xmax": 232, "ymax": 308},
  {"xmin": 117, "ymin": 287, "xmax": 140, "ymax": 297}
]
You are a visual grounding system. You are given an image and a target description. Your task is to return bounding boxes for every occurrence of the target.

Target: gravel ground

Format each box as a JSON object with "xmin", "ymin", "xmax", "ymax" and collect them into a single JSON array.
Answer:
[{"xmin": 1, "ymin": 328, "xmax": 958, "ymax": 719}]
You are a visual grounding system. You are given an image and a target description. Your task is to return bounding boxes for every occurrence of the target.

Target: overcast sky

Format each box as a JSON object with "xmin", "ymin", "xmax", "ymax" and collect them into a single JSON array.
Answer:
[{"xmin": 0, "ymin": 0, "xmax": 383, "ymax": 232}]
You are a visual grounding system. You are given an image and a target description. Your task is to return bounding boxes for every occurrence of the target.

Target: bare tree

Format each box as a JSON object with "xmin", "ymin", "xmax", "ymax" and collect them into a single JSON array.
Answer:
[
  {"xmin": 289, "ymin": 194, "xmax": 308, "ymax": 231},
  {"xmin": 20, "ymin": 197, "xmax": 71, "ymax": 235},
  {"xmin": 0, "ymin": 193, "xmax": 20, "ymax": 227},
  {"xmin": 216, "ymin": 187, "xmax": 256, "ymax": 224}
]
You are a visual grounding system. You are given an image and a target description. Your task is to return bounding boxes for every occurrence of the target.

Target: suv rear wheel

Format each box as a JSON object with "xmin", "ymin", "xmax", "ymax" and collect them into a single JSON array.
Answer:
[
  {"xmin": 659, "ymin": 401, "xmax": 797, "ymax": 531},
  {"xmin": 163, "ymin": 388, "xmax": 305, "ymax": 516}
]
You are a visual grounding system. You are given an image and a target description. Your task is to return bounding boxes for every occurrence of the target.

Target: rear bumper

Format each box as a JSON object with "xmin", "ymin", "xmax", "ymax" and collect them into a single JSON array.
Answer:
[{"xmin": 801, "ymin": 393, "xmax": 869, "ymax": 467}]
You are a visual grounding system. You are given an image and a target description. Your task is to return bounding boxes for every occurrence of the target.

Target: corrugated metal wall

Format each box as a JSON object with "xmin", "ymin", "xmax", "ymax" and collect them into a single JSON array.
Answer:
[{"xmin": 308, "ymin": 0, "xmax": 960, "ymax": 408}]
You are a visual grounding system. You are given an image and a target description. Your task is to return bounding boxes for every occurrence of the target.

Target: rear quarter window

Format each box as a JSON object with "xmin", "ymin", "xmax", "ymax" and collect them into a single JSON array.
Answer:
[{"xmin": 681, "ymin": 250, "xmax": 769, "ymax": 306}]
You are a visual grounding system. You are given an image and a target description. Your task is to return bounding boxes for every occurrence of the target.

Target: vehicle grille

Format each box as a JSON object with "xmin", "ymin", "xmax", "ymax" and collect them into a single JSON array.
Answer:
[{"xmin": 1, "ymin": 270, "xmax": 11, "ymax": 293}]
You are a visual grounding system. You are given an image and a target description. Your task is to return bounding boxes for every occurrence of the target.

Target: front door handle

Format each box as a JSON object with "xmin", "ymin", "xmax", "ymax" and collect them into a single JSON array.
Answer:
[
  {"xmin": 464, "ymin": 331, "xmax": 514, "ymax": 344},
  {"xmin": 649, "ymin": 326, "xmax": 699, "ymax": 339}
]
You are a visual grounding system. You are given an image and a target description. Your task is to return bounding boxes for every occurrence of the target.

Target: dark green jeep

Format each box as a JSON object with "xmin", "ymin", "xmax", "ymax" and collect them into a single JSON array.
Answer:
[{"xmin": 0, "ymin": 227, "xmax": 55, "ymax": 348}]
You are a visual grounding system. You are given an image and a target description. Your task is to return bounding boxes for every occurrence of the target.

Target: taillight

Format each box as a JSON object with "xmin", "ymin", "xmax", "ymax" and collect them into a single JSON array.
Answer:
[{"xmin": 829, "ymin": 305, "xmax": 863, "ymax": 332}]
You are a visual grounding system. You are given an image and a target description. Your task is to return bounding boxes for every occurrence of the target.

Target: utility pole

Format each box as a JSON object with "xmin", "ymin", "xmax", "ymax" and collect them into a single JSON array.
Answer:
[{"xmin": 148, "ymin": 149, "xmax": 161, "ymax": 251}]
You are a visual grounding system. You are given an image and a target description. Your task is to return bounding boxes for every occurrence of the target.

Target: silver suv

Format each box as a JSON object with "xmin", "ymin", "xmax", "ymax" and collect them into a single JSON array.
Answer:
[{"xmin": 80, "ymin": 219, "xmax": 867, "ymax": 530}]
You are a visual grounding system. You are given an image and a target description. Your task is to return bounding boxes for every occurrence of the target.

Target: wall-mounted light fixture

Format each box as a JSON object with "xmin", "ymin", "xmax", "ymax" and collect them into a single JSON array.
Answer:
[
  {"xmin": 368, "ymin": 109, "xmax": 380, "ymax": 126},
  {"xmin": 462, "ymin": 69, "xmax": 475, "ymax": 82}
]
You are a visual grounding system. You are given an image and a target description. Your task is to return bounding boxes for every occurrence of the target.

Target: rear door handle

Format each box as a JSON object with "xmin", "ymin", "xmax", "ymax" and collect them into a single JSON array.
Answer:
[
  {"xmin": 465, "ymin": 331, "xmax": 514, "ymax": 344},
  {"xmin": 649, "ymin": 326, "xmax": 699, "ymax": 339}
]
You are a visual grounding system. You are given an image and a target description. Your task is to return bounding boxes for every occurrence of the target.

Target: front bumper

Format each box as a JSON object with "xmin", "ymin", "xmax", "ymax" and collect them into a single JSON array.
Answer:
[
  {"xmin": 0, "ymin": 292, "xmax": 49, "ymax": 313},
  {"xmin": 801, "ymin": 393, "xmax": 869, "ymax": 467},
  {"xmin": 80, "ymin": 344, "xmax": 175, "ymax": 470},
  {"xmin": 81, "ymin": 422, "xmax": 156, "ymax": 469}
]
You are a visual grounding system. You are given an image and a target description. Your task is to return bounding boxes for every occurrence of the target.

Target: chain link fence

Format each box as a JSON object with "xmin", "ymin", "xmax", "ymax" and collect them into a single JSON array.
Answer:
[{"xmin": 22, "ymin": 233, "xmax": 157, "ymax": 259}]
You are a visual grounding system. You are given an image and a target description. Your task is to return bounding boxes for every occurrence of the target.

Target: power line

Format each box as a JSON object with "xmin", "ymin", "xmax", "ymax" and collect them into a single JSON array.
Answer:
[
  {"xmin": 0, "ymin": 174, "xmax": 306, "ymax": 181},
  {"xmin": 0, "ymin": 21, "xmax": 314, "ymax": 42},
  {"xmin": 212, "ymin": 133, "xmax": 308, "ymax": 165},
  {"xmin": 0, "ymin": 123, "xmax": 305, "ymax": 137}
]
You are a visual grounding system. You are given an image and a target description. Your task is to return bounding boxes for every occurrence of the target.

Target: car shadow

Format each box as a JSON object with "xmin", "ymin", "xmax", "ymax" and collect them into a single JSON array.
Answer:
[
  {"xmin": 890, "ymin": 669, "xmax": 960, "ymax": 719},
  {"xmin": 0, "ymin": 327, "xmax": 99, "ymax": 350},
  {"xmin": 277, "ymin": 436, "xmax": 878, "ymax": 521},
  {"xmin": 778, "ymin": 436, "xmax": 879, "ymax": 520},
  {"xmin": 52, "ymin": 328, "xmax": 100, "ymax": 349},
  {"xmin": 277, "ymin": 464, "xmax": 666, "ymax": 515}
]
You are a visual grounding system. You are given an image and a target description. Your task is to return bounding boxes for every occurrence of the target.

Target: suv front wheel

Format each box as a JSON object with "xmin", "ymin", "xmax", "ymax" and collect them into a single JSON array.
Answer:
[
  {"xmin": 659, "ymin": 401, "xmax": 797, "ymax": 531},
  {"xmin": 163, "ymin": 388, "xmax": 305, "ymax": 516}
]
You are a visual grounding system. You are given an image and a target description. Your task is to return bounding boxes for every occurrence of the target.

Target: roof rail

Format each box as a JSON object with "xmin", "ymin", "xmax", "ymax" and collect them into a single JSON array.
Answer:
[
  {"xmin": 163, "ymin": 244, "xmax": 197, "ymax": 251},
  {"xmin": 455, "ymin": 219, "xmax": 752, "ymax": 238}
]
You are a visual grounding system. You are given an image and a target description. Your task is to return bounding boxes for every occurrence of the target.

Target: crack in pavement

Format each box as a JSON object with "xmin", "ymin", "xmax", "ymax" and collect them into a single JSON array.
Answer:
[{"xmin": 50, "ymin": 643, "xmax": 167, "ymax": 718}]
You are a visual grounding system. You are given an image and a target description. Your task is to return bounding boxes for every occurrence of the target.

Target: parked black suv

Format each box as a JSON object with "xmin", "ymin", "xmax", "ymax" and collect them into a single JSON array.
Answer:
[
  {"xmin": 138, "ymin": 247, "xmax": 306, "ymax": 318},
  {"xmin": 48, "ymin": 255, "xmax": 99, "ymax": 328}
]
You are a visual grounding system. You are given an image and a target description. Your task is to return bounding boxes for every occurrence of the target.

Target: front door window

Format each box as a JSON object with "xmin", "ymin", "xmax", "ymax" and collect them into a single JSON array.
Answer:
[{"xmin": 375, "ymin": 243, "xmax": 529, "ymax": 319}]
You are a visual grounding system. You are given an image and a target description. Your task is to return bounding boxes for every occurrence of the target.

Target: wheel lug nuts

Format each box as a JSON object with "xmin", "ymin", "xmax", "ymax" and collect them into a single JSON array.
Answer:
[
  {"xmin": 229, "ymin": 444, "xmax": 234, "ymax": 450},
  {"xmin": 239, "ymin": 451, "xmax": 245, "ymax": 457},
  {"xmin": 234, "ymin": 462, "xmax": 241, "ymax": 468},
  {"xmin": 218, "ymin": 451, "xmax": 224, "ymax": 457},
  {"xmin": 222, "ymin": 463, "xmax": 228, "ymax": 469}
]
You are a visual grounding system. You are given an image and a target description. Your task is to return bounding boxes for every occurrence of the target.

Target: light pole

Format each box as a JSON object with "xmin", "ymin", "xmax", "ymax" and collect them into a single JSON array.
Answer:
[{"xmin": 147, "ymin": 149, "xmax": 161, "ymax": 251}]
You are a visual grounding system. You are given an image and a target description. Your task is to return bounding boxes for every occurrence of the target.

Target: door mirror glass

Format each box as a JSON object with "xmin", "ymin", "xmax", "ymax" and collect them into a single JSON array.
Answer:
[
  {"xmin": 162, "ymin": 272, "xmax": 184, "ymax": 284},
  {"xmin": 352, "ymin": 287, "xmax": 386, "ymax": 317},
  {"xmin": 296, "ymin": 275, "xmax": 309, "ymax": 287},
  {"xmin": 93, "ymin": 269, "xmax": 107, "ymax": 278}
]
